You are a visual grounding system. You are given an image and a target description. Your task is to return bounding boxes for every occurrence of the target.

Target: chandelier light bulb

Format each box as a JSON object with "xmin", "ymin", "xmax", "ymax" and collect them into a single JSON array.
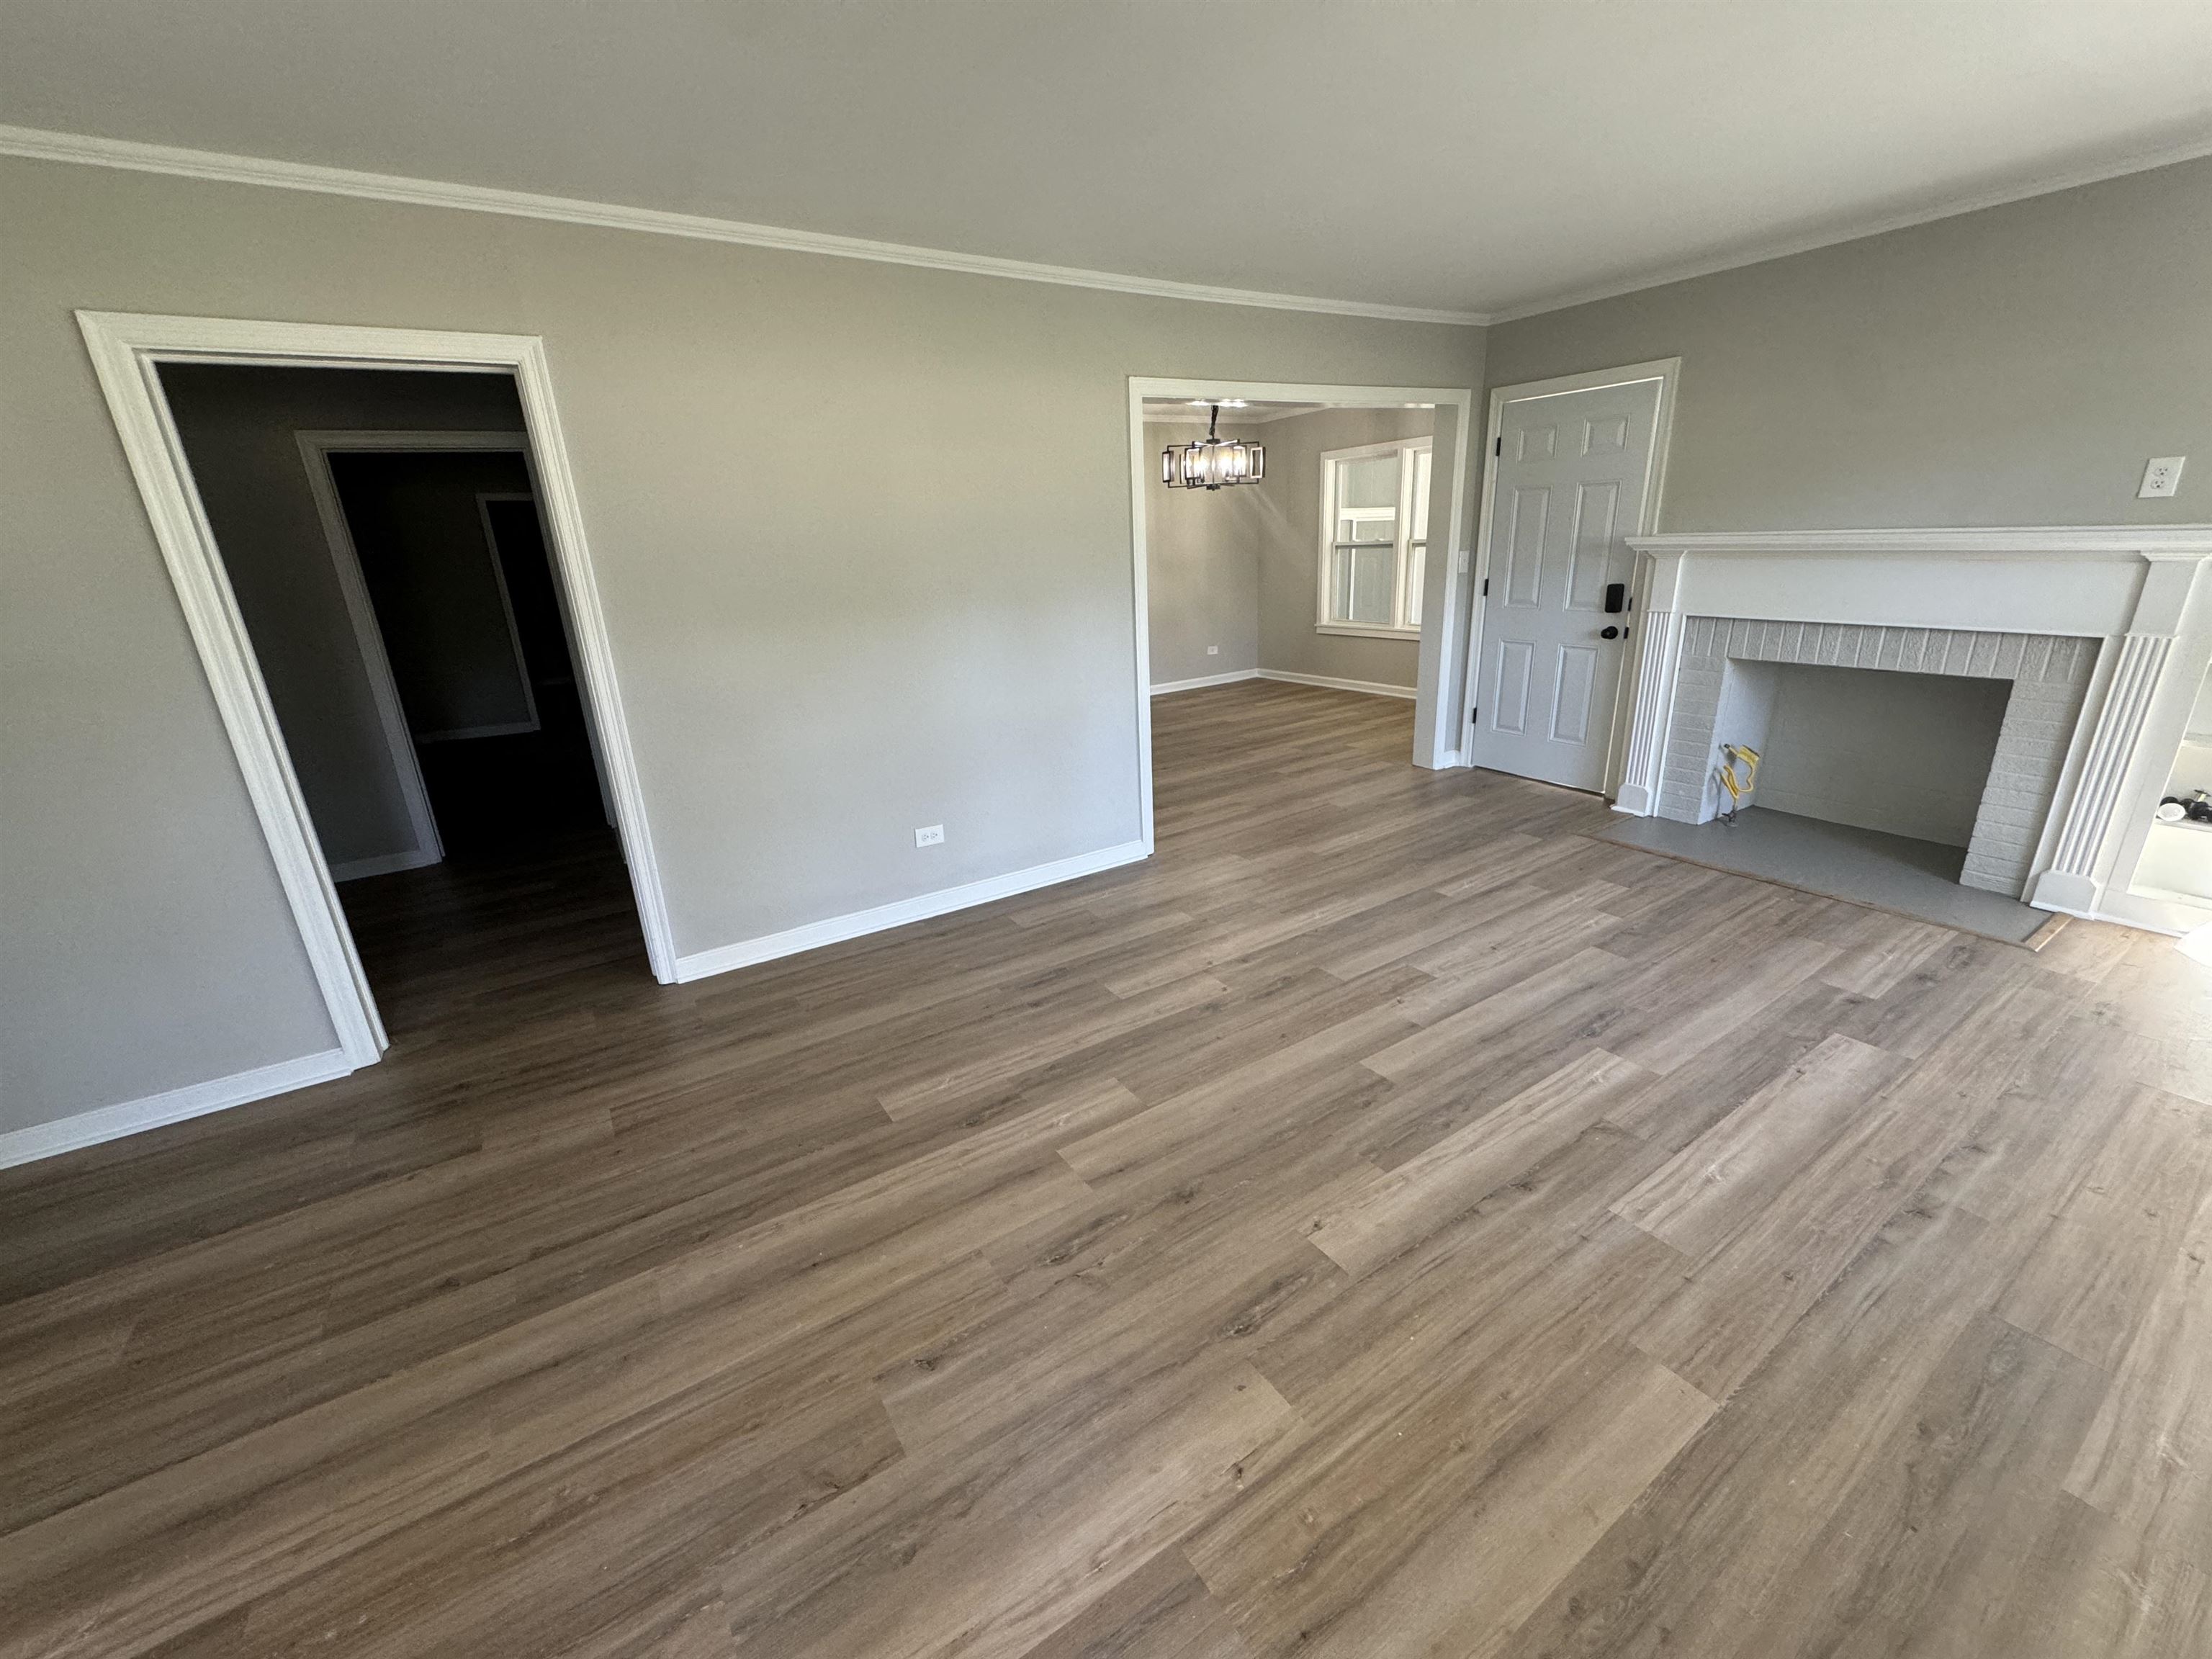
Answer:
[{"xmin": 1161, "ymin": 404, "xmax": 1266, "ymax": 492}]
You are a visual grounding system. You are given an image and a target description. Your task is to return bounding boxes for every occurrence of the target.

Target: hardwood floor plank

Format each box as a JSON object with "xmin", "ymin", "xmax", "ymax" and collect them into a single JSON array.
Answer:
[
  {"xmin": 1308, "ymin": 1048, "xmax": 1655, "ymax": 1277},
  {"xmin": 1611, "ymin": 1032, "xmax": 1906, "ymax": 1261},
  {"xmin": 1017, "ymin": 1547, "xmax": 1253, "ymax": 1659},
  {"xmin": 1719, "ymin": 1312, "xmax": 2108, "ymax": 1659},
  {"xmin": 1255, "ymin": 1346, "xmax": 1712, "ymax": 1659},
  {"xmin": 2062, "ymin": 1174, "xmax": 2212, "ymax": 1573},
  {"xmin": 0, "ymin": 683, "xmax": 2192, "ymax": 1659},
  {"xmin": 1999, "ymin": 1084, "xmax": 2212, "ymax": 1372}
]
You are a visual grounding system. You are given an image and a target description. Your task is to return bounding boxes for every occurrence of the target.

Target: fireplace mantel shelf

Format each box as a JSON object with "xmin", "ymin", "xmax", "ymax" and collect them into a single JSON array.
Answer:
[{"xmin": 1627, "ymin": 526, "xmax": 2212, "ymax": 561}]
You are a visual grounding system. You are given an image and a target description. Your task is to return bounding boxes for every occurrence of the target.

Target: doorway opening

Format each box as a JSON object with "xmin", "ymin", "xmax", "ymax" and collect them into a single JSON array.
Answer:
[
  {"xmin": 1126, "ymin": 377, "xmax": 1477, "ymax": 843},
  {"xmin": 161, "ymin": 367, "xmax": 639, "ymax": 1037},
  {"xmin": 79, "ymin": 313, "xmax": 675, "ymax": 1079}
]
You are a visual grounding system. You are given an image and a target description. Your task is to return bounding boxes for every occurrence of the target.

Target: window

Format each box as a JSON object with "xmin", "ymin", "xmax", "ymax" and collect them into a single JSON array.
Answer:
[{"xmin": 1318, "ymin": 439, "xmax": 1431, "ymax": 637}]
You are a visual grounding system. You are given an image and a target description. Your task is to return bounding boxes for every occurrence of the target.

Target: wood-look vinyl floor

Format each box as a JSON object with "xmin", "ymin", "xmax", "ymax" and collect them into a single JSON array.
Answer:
[{"xmin": 4, "ymin": 680, "xmax": 2208, "ymax": 1658}]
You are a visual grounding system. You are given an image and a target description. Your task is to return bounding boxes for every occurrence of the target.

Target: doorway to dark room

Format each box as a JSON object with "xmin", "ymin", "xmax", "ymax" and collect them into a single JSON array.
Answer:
[{"xmin": 156, "ymin": 362, "xmax": 649, "ymax": 1038}]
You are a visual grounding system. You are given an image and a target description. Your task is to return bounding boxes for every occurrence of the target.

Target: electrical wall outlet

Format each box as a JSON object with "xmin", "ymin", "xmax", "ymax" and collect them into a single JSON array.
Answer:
[
  {"xmin": 914, "ymin": 824, "xmax": 944, "ymax": 848},
  {"xmin": 1206, "ymin": 644, "xmax": 1220, "ymax": 656},
  {"xmin": 2140, "ymin": 457, "xmax": 2186, "ymax": 499}
]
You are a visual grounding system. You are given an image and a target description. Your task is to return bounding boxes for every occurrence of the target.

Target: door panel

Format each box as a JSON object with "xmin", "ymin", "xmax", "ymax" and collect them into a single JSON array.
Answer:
[
  {"xmin": 1565, "ymin": 482, "xmax": 1618, "ymax": 610},
  {"xmin": 1504, "ymin": 487, "xmax": 1549, "ymax": 606},
  {"xmin": 1552, "ymin": 646, "xmax": 1597, "ymax": 743},
  {"xmin": 1495, "ymin": 640, "xmax": 1534, "ymax": 734},
  {"xmin": 1467, "ymin": 377, "xmax": 1663, "ymax": 793}
]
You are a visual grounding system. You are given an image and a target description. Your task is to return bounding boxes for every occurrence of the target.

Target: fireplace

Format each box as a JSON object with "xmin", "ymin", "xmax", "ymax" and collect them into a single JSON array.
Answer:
[
  {"xmin": 1657, "ymin": 621, "xmax": 2095, "ymax": 897},
  {"xmin": 1611, "ymin": 528, "xmax": 2212, "ymax": 924}
]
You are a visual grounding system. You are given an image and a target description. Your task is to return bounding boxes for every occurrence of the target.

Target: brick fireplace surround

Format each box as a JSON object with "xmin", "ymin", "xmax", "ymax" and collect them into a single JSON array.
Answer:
[{"xmin": 1657, "ymin": 620, "xmax": 2097, "ymax": 897}]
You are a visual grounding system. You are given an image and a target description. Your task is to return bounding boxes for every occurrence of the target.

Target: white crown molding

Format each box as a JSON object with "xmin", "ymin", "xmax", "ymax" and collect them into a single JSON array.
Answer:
[
  {"xmin": 0, "ymin": 1048, "xmax": 355, "ymax": 1170},
  {"xmin": 9, "ymin": 123, "xmax": 2206, "ymax": 333},
  {"xmin": 0, "ymin": 125, "xmax": 1490, "ymax": 328},
  {"xmin": 1484, "ymin": 133, "xmax": 2212, "ymax": 324},
  {"xmin": 1627, "ymin": 526, "xmax": 2212, "ymax": 561}
]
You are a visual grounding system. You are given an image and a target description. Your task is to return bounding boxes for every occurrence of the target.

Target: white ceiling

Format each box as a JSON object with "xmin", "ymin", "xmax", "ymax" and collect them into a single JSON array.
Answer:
[{"xmin": 2, "ymin": 1, "xmax": 2208, "ymax": 322}]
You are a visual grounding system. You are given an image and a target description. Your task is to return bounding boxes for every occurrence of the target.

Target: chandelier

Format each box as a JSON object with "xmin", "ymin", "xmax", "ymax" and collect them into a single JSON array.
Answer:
[{"xmin": 1161, "ymin": 403, "xmax": 1265, "ymax": 491}]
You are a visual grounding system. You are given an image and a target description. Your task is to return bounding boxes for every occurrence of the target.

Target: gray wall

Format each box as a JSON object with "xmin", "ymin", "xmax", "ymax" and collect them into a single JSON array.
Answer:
[
  {"xmin": 1143, "ymin": 418, "xmax": 1262, "ymax": 686},
  {"xmin": 0, "ymin": 154, "xmax": 1486, "ymax": 1136},
  {"xmin": 1254, "ymin": 406, "xmax": 1434, "ymax": 688},
  {"xmin": 158, "ymin": 365, "xmax": 526, "ymax": 870},
  {"xmin": 1484, "ymin": 155, "xmax": 2212, "ymax": 531}
]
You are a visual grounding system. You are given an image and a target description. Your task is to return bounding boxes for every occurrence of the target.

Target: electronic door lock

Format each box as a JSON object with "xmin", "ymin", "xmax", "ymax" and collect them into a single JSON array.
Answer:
[{"xmin": 1603, "ymin": 582, "xmax": 1627, "ymax": 614}]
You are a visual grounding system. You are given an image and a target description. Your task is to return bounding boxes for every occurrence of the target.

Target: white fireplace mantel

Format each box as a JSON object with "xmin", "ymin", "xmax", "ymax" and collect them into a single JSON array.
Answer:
[
  {"xmin": 1611, "ymin": 525, "xmax": 2212, "ymax": 927},
  {"xmin": 1627, "ymin": 526, "xmax": 2212, "ymax": 559}
]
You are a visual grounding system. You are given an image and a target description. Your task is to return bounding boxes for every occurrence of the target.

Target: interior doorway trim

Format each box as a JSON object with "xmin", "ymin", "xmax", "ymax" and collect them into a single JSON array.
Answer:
[
  {"xmin": 1127, "ymin": 377, "xmax": 1478, "ymax": 814},
  {"xmin": 1462, "ymin": 358, "xmax": 1681, "ymax": 794},
  {"xmin": 76, "ymin": 312, "xmax": 680, "ymax": 1074}
]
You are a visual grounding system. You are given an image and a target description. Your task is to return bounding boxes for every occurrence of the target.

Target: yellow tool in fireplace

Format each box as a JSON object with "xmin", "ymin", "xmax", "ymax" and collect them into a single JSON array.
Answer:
[{"xmin": 1716, "ymin": 744, "xmax": 1761, "ymax": 824}]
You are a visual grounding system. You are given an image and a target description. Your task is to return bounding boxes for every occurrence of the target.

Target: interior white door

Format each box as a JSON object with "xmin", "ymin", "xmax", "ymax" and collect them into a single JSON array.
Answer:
[{"xmin": 1467, "ymin": 377, "xmax": 1663, "ymax": 792}]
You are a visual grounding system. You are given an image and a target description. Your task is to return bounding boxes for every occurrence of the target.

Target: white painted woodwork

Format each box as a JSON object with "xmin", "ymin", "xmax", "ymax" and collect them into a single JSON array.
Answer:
[{"xmin": 1467, "ymin": 377, "xmax": 1661, "ymax": 791}]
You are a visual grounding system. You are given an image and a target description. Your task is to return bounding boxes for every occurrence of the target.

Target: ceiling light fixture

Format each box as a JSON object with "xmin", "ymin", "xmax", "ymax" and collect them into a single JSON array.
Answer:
[{"xmin": 1161, "ymin": 403, "xmax": 1264, "ymax": 491}]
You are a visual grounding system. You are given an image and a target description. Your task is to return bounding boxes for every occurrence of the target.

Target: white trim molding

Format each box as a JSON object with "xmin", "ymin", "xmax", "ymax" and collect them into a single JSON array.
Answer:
[
  {"xmin": 1151, "ymin": 669, "xmax": 1261, "ymax": 696},
  {"xmin": 1, "ymin": 125, "xmax": 1487, "ymax": 328},
  {"xmin": 2033, "ymin": 631, "xmax": 2173, "ymax": 914},
  {"xmin": 1314, "ymin": 436, "xmax": 1434, "ymax": 641},
  {"xmin": 674, "ymin": 840, "xmax": 1149, "ymax": 984},
  {"xmin": 75, "ymin": 312, "xmax": 683, "ymax": 1086},
  {"xmin": 1479, "ymin": 132, "xmax": 2212, "ymax": 325},
  {"xmin": 1624, "ymin": 526, "xmax": 2212, "ymax": 561},
  {"xmin": 13, "ymin": 124, "xmax": 2208, "ymax": 339},
  {"xmin": 1258, "ymin": 669, "xmax": 1417, "ymax": 701},
  {"xmin": 0, "ymin": 1049, "xmax": 356, "ymax": 1171},
  {"xmin": 1614, "ymin": 606, "xmax": 1685, "ymax": 817},
  {"xmin": 1146, "ymin": 667, "xmax": 1416, "ymax": 701}
]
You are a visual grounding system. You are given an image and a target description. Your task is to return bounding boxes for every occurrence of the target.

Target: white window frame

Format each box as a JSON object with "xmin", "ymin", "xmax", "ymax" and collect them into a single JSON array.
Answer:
[{"xmin": 1316, "ymin": 438, "xmax": 1432, "ymax": 640}]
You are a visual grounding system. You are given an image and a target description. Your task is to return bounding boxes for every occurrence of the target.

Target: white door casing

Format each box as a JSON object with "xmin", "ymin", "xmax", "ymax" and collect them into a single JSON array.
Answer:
[
  {"xmin": 75, "ymin": 310, "xmax": 682, "ymax": 1074},
  {"xmin": 1467, "ymin": 370, "xmax": 1671, "ymax": 792}
]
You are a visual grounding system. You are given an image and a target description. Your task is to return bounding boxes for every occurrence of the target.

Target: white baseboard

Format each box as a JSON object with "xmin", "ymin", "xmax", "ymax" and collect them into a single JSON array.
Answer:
[
  {"xmin": 2071, "ymin": 885, "xmax": 2203, "ymax": 938},
  {"xmin": 673, "ymin": 838, "xmax": 1151, "ymax": 984},
  {"xmin": 331, "ymin": 847, "xmax": 441, "ymax": 882},
  {"xmin": 0, "ymin": 1048, "xmax": 357, "ymax": 1171},
  {"xmin": 1149, "ymin": 669, "xmax": 1260, "ymax": 696},
  {"xmin": 1257, "ymin": 669, "xmax": 1418, "ymax": 701}
]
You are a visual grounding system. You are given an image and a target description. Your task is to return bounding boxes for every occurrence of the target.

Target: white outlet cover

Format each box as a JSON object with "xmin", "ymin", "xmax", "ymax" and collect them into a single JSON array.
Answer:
[
  {"xmin": 914, "ymin": 824, "xmax": 945, "ymax": 847},
  {"xmin": 2140, "ymin": 456, "xmax": 2185, "ymax": 498},
  {"xmin": 1206, "ymin": 644, "xmax": 1220, "ymax": 655}
]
